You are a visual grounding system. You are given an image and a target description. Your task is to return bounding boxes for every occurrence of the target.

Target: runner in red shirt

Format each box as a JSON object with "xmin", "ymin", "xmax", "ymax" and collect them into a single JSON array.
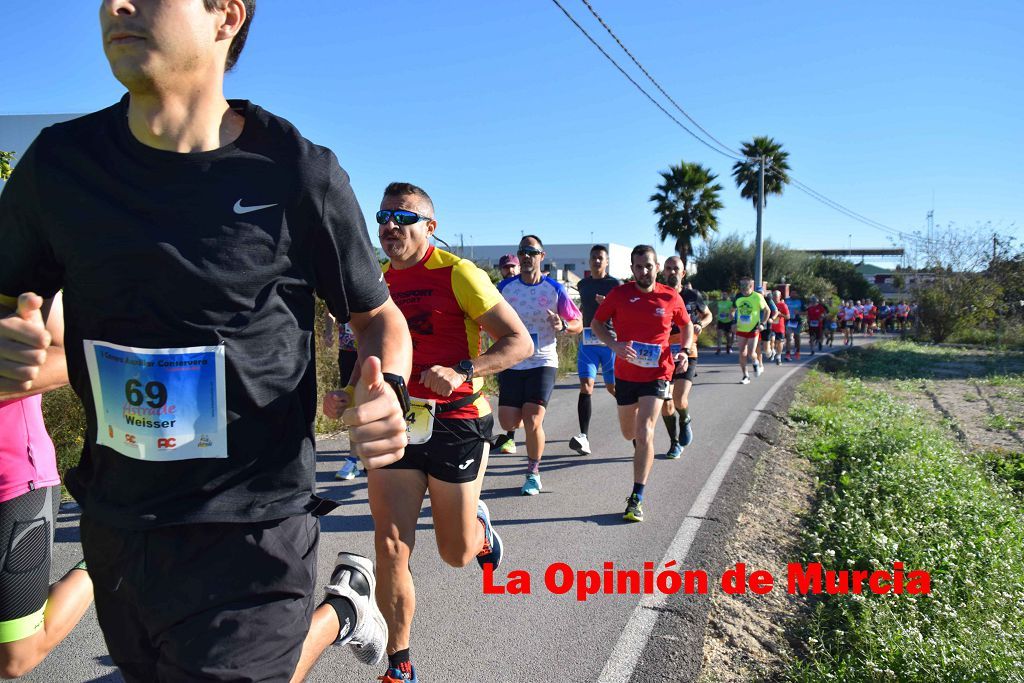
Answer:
[
  {"xmin": 805, "ymin": 296, "xmax": 828, "ymax": 354},
  {"xmin": 592, "ymin": 245, "xmax": 691, "ymax": 523},
  {"xmin": 864, "ymin": 299, "xmax": 878, "ymax": 336},
  {"xmin": 769, "ymin": 291, "xmax": 789, "ymax": 365}
]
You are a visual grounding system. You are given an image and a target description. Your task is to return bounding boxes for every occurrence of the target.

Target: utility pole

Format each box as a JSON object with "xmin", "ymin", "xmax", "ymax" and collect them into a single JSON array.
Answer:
[
  {"xmin": 926, "ymin": 210, "xmax": 934, "ymax": 242},
  {"xmin": 754, "ymin": 155, "xmax": 765, "ymax": 287}
]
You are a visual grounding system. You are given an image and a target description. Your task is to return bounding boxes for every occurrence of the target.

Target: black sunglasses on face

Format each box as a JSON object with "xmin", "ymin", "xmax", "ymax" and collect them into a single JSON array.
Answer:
[
  {"xmin": 517, "ymin": 248, "xmax": 543, "ymax": 257},
  {"xmin": 376, "ymin": 209, "xmax": 433, "ymax": 226}
]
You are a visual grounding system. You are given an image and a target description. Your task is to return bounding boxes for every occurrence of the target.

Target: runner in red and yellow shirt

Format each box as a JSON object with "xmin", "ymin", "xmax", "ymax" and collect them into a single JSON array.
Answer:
[
  {"xmin": 346, "ymin": 182, "xmax": 532, "ymax": 681},
  {"xmin": 592, "ymin": 245, "xmax": 691, "ymax": 523}
]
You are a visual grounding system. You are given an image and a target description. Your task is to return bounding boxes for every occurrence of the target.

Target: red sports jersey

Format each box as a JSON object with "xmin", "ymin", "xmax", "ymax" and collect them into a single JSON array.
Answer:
[
  {"xmin": 771, "ymin": 300, "xmax": 789, "ymax": 334},
  {"xmin": 384, "ymin": 246, "xmax": 502, "ymax": 419},
  {"xmin": 593, "ymin": 282, "xmax": 690, "ymax": 382},
  {"xmin": 806, "ymin": 303, "xmax": 827, "ymax": 322}
]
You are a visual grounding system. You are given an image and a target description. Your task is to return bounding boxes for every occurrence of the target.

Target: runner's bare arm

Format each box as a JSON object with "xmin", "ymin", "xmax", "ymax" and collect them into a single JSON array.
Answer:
[
  {"xmin": 344, "ymin": 298, "xmax": 413, "ymax": 468},
  {"xmin": 471, "ymin": 299, "xmax": 533, "ymax": 377},
  {"xmin": 347, "ymin": 297, "xmax": 412, "ymax": 382},
  {"xmin": 697, "ymin": 305, "xmax": 714, "ymax": 329},
  {"xmin": 562, "ymin": 314, "xmax": 584, "ymax": 335},
  {"xmin": 0, "ymin": 292, "xmax": 68, "ymax": 400}
]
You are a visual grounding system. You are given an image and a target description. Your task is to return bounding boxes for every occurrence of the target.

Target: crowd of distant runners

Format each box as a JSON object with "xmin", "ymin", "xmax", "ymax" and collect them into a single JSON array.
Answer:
[{"xmin": 0, "ymin": 3, "xmax": 918, "ymax": 682}]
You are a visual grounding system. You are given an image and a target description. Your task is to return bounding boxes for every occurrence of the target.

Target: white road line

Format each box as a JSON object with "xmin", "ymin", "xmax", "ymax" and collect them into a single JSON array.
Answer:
[{"xmin": 598, "ymin": 351, "xmax": 831, "ymax": 683}]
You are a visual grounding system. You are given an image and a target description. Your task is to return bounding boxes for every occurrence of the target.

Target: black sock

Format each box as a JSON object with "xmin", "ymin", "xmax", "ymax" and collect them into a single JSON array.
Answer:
[
  {"xmin": 662, "ymin": 414, "xmax": 678, "ymax": 443},
  {"xmin": 389, "ymin": 648, "xmax": 411, "ymax": 670},
  {"xmin": 632, "ymin": 482, "xmax": 646, "ymax": 500},
  {"xmin": 325, "ymin": 596, "xmax": 358, "ymax": 642},
  {"xmin": 578, "ymin": 393, "xmax": 592, "ymax": 434},
  {"xmin": 506, "ymin": 430, "xmax": 514, "ymax": 440}
]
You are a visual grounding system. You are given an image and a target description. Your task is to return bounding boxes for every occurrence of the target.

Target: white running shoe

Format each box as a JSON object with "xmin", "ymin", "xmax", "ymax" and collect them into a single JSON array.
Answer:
[
  {"xmin": 335, "ymin": 458, "xmax": 359, "ymax": 481},
  {"xmin": 754, "ymin": 362, "xmax": 763, "ymax": 377},
  {"xmin": 568, "ymin": 433, "xmax": 592, "ymax": 455},
  {"xmin": 741, "ymin": 375, "xmax": 751, "ymax": 385},
  {"xmin": 325, "ymin": 552, "xmax": 387, "ymax": 666}
]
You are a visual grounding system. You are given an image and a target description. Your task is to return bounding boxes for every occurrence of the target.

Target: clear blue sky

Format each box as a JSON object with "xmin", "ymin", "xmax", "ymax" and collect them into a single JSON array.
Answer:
[{"xmin": 2, "ymin": 1, "xmax": 1021, "ymax": 259}]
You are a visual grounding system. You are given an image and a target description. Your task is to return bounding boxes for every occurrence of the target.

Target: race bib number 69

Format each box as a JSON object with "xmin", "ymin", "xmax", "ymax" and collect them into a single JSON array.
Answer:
[{"xmin": 84, "ymin": 340, "xmax": 228, "ymax": 461}]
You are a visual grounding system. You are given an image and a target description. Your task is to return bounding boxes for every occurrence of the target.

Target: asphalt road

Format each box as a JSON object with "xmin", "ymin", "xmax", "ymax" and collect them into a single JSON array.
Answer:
[{"xmin": 32, "ymin": 343, "xmax": 849, "ymax": 683}]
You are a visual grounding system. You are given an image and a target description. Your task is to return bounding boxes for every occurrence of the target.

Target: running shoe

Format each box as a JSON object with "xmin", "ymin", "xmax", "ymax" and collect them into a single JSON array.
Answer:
[
  {"xmin": 623, "ymin": 495, "xmax": 644, "ymax": 522},
  {"xmin": 335, "ymin": 458, "xmax": 359, "ymax": 481},
  {"xmin": 569, "ymin": 433, "xmax": 592, "ymax": 456},
  {"xmin": 665, "ymin": 442, "xmax": 683, "ymax": 459},
  {"xmin": 775, "ymin": 356, "xmax": 782, "ymax": 366},
  {"xmin": 680, "ymin": 416, "xmax": 693, "ymax": 447},
  {"xmin": 741, "ymin": 375, "xmax": 751, "ymax": 385},
  {"xmin": 754, "ymin": 362, "xmax": 763, "ymax": 377},
  {"xmin": 476, "ymin": 500, "xmax": 504, "ymax": 569},
  {"xmin": 494, "ymin": 434, "xmax": 516, "ymax": 455},
  {"xmin": 325, "ymin": 552, "xmax": 387, "ymax": 666},
  {"xmin": 521, "ymin": 473, "xmax": 542, "ymax": 496},
  {"xmin": 379, "ymin": 663, "xmax": 418, "ymax": 682}
]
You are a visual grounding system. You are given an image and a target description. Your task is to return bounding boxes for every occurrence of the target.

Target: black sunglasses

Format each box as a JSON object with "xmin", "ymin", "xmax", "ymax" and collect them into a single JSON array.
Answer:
[
  {"xmin": 376, "ymin": 209, "xmax": 433, "ymax": 226},
  {"xmin": 517, "ymin": 247, "xmax": 543, "ymax": 257}
]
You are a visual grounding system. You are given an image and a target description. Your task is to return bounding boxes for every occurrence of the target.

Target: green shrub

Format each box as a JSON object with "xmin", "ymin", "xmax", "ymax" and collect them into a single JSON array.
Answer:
[
  {"xmin": 41, "ymin": 386, "xmax": 86, "ymax": 483},
  {"xmin": 788, "ymin": 372, "xmax": 1024, "ymax": 681}
]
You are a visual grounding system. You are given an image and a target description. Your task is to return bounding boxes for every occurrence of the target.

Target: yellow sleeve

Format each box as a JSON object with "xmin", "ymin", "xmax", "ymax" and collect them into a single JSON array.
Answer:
[{"xmin": 452, "ymin": 260, "xmax": 503, "ymax": 320}]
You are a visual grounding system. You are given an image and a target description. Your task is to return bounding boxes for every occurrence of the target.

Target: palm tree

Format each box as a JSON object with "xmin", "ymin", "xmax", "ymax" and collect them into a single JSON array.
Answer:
[
  {"xmin": 731, "ymin": 136, "xmax": 791, "ymax": 207},
  {"xmin": 649, "ymin": 161, "xmax": 724, "ymax": 269}
]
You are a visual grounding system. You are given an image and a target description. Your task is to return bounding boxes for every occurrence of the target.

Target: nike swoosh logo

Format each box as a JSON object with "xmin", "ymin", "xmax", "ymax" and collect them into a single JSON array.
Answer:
[
  {"xmin": 629, "ymin": 297, "xmax": 641, "ymax": 303},
  {"xmin": 233, "ymin": 200, "xmax": 278, "ymax": 215},
  {"xmin": 458, "ymin": 459, "xmax": 475, "ymax": 470},
  {"xmin": 379, "ymin": 272, "xmax": 384, "ymax": 282}
]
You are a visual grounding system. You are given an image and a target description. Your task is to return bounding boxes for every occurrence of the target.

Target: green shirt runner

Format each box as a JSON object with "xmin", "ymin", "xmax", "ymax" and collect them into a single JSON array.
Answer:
[{"xmin": 731, "ymin": 292, "xmax": 769, "ymax": 334}]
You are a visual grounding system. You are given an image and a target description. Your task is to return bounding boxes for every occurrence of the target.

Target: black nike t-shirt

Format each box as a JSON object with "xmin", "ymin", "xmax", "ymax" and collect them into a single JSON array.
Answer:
[{"xmin": 0, "ymin": 95, "xmax": 389, "ymax": 529}]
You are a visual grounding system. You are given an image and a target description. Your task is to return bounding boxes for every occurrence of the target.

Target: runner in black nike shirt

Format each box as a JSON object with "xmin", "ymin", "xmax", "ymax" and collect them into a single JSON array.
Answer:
[{"xmin": 0, "ymin": 2, "xmax": 411, "ymax": 680}]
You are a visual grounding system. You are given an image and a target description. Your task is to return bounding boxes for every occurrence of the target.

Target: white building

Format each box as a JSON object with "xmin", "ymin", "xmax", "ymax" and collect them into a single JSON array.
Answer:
[{"xmin": 458, "ymin": 242, "xmax": 689, "ymax": 282}]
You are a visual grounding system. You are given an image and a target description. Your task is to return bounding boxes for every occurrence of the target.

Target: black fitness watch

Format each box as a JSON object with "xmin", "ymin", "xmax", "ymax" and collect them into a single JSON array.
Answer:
[
  {"xmin": 381, "ymin": 372, "xmax": 411, "ymax": 415},
  {"xmin": 454, "ymin": 359, "xmax": 475, "ymax": 383}
]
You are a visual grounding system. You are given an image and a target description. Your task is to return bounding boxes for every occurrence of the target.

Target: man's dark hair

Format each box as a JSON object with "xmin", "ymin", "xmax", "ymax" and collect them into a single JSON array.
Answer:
[
  {"xmin": 204, "ymin": 0, "xmax": 256, "ymax": 71},
  {"xmin": 590, "ymin": 244, "xmax": 607, "ymax": 254},
  {"xmin": 521, "ymin": 235, "xmax": 544, "ymax": 249},
  {"xmin": 630, "ymin": 244, "xmax": 657, "ymax": 261},
  {"xmin": 383, "ymin": 182, "xmax": 435, "ymax": 215}
]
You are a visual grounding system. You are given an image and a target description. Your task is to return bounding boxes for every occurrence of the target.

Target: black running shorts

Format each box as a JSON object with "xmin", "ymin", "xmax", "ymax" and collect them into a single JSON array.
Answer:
[
  {"xmin": 384, "ymin": 414, "xmax": 493, "ymax": 484},
  {"xmin": 614, "ymin": 378, "xmax": 670, "ymax": 406},
  {"xmin": 498, "ymin": 367, "xmax": 557, "ymax": 408},
  {"xmin": 338, "ymin": 348, "xmax": 358, "ymax": 387},
  {"xmin": 0, "ymin": 486, "xmax": 58, "ymax": 643},
  {"xmin": 80, "ymin": 513, "xmax": 320, "ymax": 682},
  {"xmin": 672, "ymin": 356, "xmax": 697, "ymax": 382}
]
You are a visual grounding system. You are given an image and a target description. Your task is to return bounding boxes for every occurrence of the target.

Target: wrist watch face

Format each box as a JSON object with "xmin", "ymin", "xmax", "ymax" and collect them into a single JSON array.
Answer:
[{"xmin": 457, "ymin": 360, "xmax": 474, "ymax": 379}]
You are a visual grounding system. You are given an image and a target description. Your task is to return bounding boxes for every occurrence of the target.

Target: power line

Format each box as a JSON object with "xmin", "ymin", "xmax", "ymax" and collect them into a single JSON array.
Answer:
[
  {"xmin": 552, "ymin": 0, "xmax": 933, "ymax": 247},
  {"xmin": 765, "ymin": 165, "xmax": 936, "ymax": 245},
  {"xmin": 577, "ymin": 0, "xmax": 742, "ymax": 159},
  {"xmin": 548, "ymin": 0, "xmax": 744, "ymax": 162}
]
